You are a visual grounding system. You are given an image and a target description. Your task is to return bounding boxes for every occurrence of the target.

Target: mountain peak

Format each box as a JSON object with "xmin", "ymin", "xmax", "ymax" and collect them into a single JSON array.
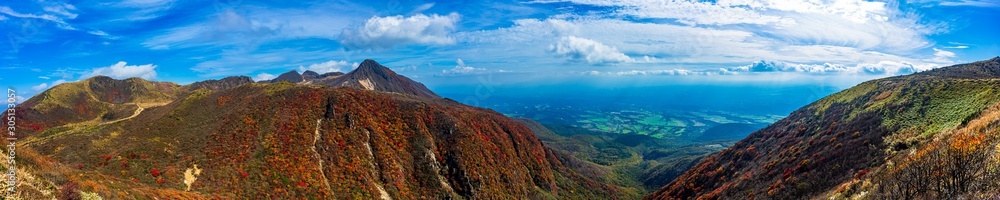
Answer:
[
  {"xmin": 360, "ymin": 59, "xmax": 380, "ymax": 67},
  {"xmin": 354, "ymin": 59, "xmax": 393, "ymax": 76},
  {"xmin": 328, "ymin": 59, "xmax": 439, "ymax": 98},
  {"xmin": 302, "ymin": 70, "xmax": 320, "ymax": 77},
  {"xmin": 271, "ymin": 70, "xmax": 304, "ymax": 83}
]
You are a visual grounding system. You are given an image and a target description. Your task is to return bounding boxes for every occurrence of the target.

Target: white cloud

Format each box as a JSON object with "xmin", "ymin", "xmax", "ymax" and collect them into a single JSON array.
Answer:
[
  {"xmin": 0, "ymin": 6, "xmax": 74, "ymax": 30},
  {"xmin": 722, "ymin": 60, "xmax": 926, "ymax": 75},
  {"xmin": 550, "ymin": 36, "xmax": 632, "ymax": 64},
  {"xmin": 298, "ymin": 60, "xmax": 358, "ymax": 74},
  {"xmin": 943, "ymin": 45, "xmax": 969, "ymax": 49},
  {"xmin": 578, "ymin": 59, "xmax": 947, "ymax": 77},
  {"xmin": 252, "ymin": 73, "xmax": 276, "ymax": 81},
  {"xmin": 84, "ymin": 61, "xmax": 158, "ymax": 80},
  {"xmin": 143, "ymin": 4, "xmax": 366, "ymax": 50},
  {"xmin": 31, "ymin": 83, "xmax": 48, "ymax": 92},
  {"xmin": 931, "ymin": 48, "xmax": 956, "ymax": 64},
  {"xmin": 38, "ymin": 76, "xmax": 50, "ymax": 80},
  {"xmin": 112, "ymin": 0, "xmax": 176, "ymax": 21},
  {"xmin": 410, "ymin": 3, "xmax": 436, "ymax": 14},
  {"xmin": 440, "ymin": 59, "xmax": 502, "ymax": 76},
  {"xmin": 529, "ymin": 0, "xmax": 937, "ymax": 54},
  {"xmin": 30, "ymin": 79, "xmax": 68, "ymax": 92},
  {"xmin": 42, "ymin": 3, "xmax": 78, "ymax": 19},
  {"xmin": 611, "ymin": 69, "xmax": 695, "ymax": 76},
  {"xmin": 934, "ymin": 0, "xmax": 999, "ymax": 7},
  {"xmin": 340, "ymin": 13, "xmax": 460, "ymax": 49},
  {"xmin": 88, "ymin": 30, "xmax": 109, "ymax": 36}
]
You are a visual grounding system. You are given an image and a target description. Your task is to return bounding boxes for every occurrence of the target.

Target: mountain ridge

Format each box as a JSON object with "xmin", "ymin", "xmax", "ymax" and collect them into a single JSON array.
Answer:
[
  {"xmin": 3, "ymin": 60, "xmax": 631, "ymax": 199},
  {"xmin": 260, "ymin": 59, "xmax": 439, "ymax": 99},
  {"xmin": 646, "ymin": 57, "xmax": 1000, "ymax": 199}
]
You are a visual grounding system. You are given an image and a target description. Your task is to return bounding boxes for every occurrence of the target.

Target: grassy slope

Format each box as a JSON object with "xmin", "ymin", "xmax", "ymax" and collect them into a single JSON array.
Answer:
[{"xmin": 648, "ymin": 58, "xmax": 1000, "ymax": 199}]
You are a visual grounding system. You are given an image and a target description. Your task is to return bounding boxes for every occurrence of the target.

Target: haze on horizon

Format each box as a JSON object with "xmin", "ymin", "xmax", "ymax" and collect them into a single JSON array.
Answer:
[{"xmin": 2, "ymin": 0, "xmax": 999, "ymax": 104}]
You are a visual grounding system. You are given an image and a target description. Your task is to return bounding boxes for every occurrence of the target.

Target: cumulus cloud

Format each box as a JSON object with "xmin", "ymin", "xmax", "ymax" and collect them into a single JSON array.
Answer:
[
  {"xmin": 253, "ymin": 73, "xmax": 276, "ymax": 82},
  {"xmin": 722, "ymin": 60, "xmax": 925, "ymax": 75},
  {"xmin": 340, "ymin": 13, "xmax": 460, "ymax": 49},
  {"xmin": 298, "ymin": 60, "xmax": 357, "ymax": 74},
  {"xmin": 585, "ymin": 60, "xmax": 939, "ymax": 77},
  {"xmin": 84, "ymin": 61, "xmax": 158, "ymax": 80},
  {"xmin": 549, "ymin": 36, "xmax": 632, "ymax": 64}
]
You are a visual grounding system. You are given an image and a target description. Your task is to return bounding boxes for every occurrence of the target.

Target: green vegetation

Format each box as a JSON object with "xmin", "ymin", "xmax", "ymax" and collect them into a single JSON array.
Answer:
[
  {"xmin": 649, "ymin": 57, "xmax": 1000, "ymax": 200},
  {"xmin": 521, "ymin": 119, "xmax": 735, "ymax": 195}
]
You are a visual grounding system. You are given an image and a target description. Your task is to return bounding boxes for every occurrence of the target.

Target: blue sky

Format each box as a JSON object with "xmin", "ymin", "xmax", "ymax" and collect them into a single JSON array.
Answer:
[{"xmin": 1, "ymin": 0, "xmax": 999, "ymax": 102}]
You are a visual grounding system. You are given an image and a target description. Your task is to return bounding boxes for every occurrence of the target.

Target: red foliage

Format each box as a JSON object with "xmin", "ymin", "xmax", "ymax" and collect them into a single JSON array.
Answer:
[
  {"xmin": 855, "ymin": 169, "xmax": 868, "ymax": 179},
  {"xmin": 237, "ymin": 168, "xmax": 249, "ymax": 179},
  {"xmin": 77, "ymin": 163, "xmax": 83, "ymax": 170},
  {"xmin": 151, "ymin": 168, "xmax": 161, "ymax": 177}
]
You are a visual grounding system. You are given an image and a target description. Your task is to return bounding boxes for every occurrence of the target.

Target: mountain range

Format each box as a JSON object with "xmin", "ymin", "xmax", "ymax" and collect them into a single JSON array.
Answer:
[
  {"xmin": 4, "ymin": 60, "xmax": 632, "ymax": 199},
  {"xmin": 4, "ymin": 57, "xmax": 1000, "ymax": 199}
]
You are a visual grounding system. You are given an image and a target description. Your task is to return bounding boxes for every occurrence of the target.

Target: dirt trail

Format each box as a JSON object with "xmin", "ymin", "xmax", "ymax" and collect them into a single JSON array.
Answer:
[{"xmin": 100, "ymin": 102, "xmax": 169, "ymax": 125}]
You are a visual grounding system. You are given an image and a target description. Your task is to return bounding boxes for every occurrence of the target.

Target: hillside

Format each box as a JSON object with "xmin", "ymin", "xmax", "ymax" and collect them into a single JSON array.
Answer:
[
  {"xmin": 647, "ymin": 57, "xmax": 1000, "ymax": 199},
  {"xmin": 1, "ymin": 61, "xmax": 631, "ymax": 199}
]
